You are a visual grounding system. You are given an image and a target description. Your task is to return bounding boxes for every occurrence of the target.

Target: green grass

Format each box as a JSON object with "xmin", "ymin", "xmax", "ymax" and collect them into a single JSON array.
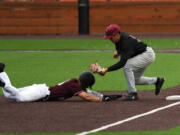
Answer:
[
  {"xmin": 1, "ymin": 125, "xmax": 179, "ymax": 135},
  {"xmin": 0, "ymin": 133, "xmax": 74, "ymax": 135},
  {"xmin": 0, "ymin": 125, "xmax": 179, "ymax": 135},
  {"xmin": 87, "ymin": 126, "xmax": 180, "ymax": 135},
  {"xmin": 0, "ymin": 39, "xmax": 180, "ymax": 50},
  {"xmin": 0, "ymin": 52, "xmax": 179, "ymax": 94},
  {"xmin": 0, "ymin": 39, "xmax": 112, "ymax": 50},
  {"xmin": 72, "ymin": 126, "xmax": 180, "ymax": 135}
]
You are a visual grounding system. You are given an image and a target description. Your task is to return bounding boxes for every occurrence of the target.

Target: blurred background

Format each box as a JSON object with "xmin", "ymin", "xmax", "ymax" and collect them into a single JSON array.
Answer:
[{"xmin": 1, "ymin": 0, "xmax": 180, "ymax": 35}]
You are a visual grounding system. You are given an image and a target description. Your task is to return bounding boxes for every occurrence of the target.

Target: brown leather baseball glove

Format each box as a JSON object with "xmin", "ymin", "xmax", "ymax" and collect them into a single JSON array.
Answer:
[
  {"xmin": 90, "ymin": 62, "xmax": 107, "ymax": 76},
  {"xmin": 90, "ymin": 62, "xmax": 102, "ymax": 73}
]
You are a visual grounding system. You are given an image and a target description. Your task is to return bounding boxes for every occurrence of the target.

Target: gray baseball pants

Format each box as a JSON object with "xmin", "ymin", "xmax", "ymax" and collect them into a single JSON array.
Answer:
[{"xmin": 123, "ymin": 47, "xmax": 157, "ymax": 93}]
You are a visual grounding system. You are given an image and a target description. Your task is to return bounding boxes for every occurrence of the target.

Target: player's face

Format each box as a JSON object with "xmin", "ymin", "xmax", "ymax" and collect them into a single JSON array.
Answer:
[{"xmin": 109, "ymin": 33, "xmax": 120, "ymax": 43}]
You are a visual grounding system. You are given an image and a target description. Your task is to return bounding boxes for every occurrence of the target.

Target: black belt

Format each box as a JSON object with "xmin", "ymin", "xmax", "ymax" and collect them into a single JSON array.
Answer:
[{"xmin": 37, "ymin": 95, "xmax": 50, "ymax": 102}]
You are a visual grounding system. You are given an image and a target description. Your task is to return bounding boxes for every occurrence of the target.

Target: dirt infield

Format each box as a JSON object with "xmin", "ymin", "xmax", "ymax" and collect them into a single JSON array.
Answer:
[{"xmin": 0, "ymin": 86, "xmax": 180, "ymax": 134}]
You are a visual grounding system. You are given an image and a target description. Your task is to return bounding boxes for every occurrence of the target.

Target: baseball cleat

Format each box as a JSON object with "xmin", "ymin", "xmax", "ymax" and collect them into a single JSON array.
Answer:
[
  {"xmin": 123, "ymin": 92, "xmax": 138, "ymax": 101},
  {"xmin": 0, "ymin": 62, "xmax": 5, "ymax": 73},
  {"xmin": 155, "ymin": 77, "xmax": 165, "ymax": 95}
]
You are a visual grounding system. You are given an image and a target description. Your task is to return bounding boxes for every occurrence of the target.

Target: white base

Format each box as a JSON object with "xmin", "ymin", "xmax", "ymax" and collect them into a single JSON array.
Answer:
[{"xmin": 166, "ymin": 95, "xmax": 180, "ymax": 101}]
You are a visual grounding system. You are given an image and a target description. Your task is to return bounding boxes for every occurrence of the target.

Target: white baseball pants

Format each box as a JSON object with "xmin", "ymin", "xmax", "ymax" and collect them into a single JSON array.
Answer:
[
  {"xmin": 0, "ymin": 72, "xmax": 50, "ymax": 102},
  {"xmin": 123, "ymin": 47, "xmax": 157, "ymax": 93}
]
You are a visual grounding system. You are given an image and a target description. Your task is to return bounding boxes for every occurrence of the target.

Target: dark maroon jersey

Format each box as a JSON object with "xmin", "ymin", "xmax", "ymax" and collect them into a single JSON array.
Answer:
[{"xmin": 48, "ymin": 78, "xmax": 83, "ymax": 101}]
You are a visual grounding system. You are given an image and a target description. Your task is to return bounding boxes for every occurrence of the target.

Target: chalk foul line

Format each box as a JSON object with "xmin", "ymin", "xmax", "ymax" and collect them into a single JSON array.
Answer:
[{"xmin": 76, "ymin": 101, "xmax": 180, "ymax": 135}]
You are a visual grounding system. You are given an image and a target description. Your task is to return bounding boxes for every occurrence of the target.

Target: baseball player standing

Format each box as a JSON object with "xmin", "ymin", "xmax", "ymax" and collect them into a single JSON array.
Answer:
[
  {"xmin": 92, "ymin": 24, "xmax": 164, "ymax": 101},
  {"xmin": 0, "ymin": 63, "xmax": 121, "ymax": 102}
]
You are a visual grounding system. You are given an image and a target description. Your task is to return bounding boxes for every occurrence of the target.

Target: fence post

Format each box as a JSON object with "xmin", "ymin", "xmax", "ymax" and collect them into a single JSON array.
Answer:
[{"xmin": 78, "ymin": 0, "xmax": 89, "ymax": 35}]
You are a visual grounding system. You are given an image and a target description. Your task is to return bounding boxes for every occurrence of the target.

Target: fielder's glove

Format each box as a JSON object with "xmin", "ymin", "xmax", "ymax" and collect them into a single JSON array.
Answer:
[
  {"xmin": 90, "ymin": 62, "xmax": 107, "ymax": 76},
  {"xmin": 102, "ymin": 95, "xmax": 122, "ymax": 102}
]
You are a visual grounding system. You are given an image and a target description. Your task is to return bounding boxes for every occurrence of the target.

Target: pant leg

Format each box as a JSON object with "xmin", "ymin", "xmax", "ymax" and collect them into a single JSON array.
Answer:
[
  {"xmin": 0, "ymin": 72, "xmax": 50, "ymax": 102},
  {"xmin": 123, "ymin": 68, "xmax": 137, "ymax": 93},
  {"xmin": 16, "ymin": 84, "xmax": 50, "ymax": 102},
  {"xmin": 123, "ymin": 47, "xmax": 156, "ymax": 93},
  {"xmin": 0, "ymin": 72, "xmax": 12, "ymax": 86},
  {"xmin": 134, "ymin": 67, "xmax": 157, "ymax": 85},
  {"xmin": 3, "ymin": 84, "xmax": 50, "ymax": 102},
  {"xmin": 0, "ymin": 72, "xmax": 20, "ymax": 100},
  {"xmin": 2, "ymin": 87, "xmax": 18, "ymax": 100}
]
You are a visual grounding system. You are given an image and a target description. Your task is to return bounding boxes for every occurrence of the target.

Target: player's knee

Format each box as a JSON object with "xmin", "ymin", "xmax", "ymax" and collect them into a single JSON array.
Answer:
[
  {"xmin": 135, "ymin": 78, "xmax": 141, "ymax": 85},
  {"xmin": 15, "ymin": 93, "xmax": 28, "ymax": 102}
]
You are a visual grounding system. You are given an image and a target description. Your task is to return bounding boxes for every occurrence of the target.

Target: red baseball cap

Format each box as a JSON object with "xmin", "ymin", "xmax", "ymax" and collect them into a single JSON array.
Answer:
[{"xmin": 104, "ymin": 24, "xmax": 120, "ymax": 39}]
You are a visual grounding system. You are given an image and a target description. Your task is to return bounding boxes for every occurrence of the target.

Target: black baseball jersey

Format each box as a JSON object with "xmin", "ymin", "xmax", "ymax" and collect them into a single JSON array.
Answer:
[{"xmin": 108, "ymin": 32, "xmax": 147, "ymax": 72}]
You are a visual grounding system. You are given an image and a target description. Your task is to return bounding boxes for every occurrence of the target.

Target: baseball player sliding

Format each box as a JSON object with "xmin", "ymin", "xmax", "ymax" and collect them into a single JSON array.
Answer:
[
  {"xmin": 0, "ymin": 63, "xmax": 121, "ymax": 102},
  {"xmin": 90, "ymin": 24, "xmax": 165, "ymax": 101}
]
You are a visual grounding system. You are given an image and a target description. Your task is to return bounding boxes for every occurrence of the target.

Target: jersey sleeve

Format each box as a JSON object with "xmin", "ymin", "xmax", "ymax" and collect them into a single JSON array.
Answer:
[
  {"xmin": 74, "ymin": 90, "xmax": 83, "ymax": 96},
  {"xmin": 108, "ymin": 50, "xmax": 133, "ymax": 72}
]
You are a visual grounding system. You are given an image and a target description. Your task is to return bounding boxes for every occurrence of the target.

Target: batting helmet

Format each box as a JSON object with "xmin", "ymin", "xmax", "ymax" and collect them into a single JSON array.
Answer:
[{"xmin": 79, "ymin": 71, "xmax": 95, "ymax": 89}]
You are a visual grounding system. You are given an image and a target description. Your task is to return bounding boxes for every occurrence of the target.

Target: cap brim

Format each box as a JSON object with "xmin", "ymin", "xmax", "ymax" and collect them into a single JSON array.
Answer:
[{"xmin": 104, "ymin": 35, "xmax": 113, "ymax": 39}]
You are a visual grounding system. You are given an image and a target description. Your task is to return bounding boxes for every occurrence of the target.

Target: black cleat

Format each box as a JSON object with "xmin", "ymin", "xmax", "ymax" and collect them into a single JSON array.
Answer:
[
  {"xmin": 155, "ymin": 77, "xmax": 165, "ymax": 95},
  {"xmin": 124, "ymin": 92, "xmax": 139, "ymax": 101},
  {"xmin": 0, "ymin": 63, "xmax": 5, "ymax": 73}
]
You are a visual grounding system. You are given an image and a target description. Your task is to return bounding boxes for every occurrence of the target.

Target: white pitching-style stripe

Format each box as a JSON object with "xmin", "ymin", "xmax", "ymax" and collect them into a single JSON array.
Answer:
[{"xmin": 76, "ymin": 101, "xmax": 180, "ymax": 135}]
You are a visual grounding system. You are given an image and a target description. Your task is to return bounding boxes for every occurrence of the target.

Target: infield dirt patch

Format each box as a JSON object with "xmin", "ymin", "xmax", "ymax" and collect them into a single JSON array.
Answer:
[{"xmin": 0, "ymin": 86, "xmax": 180, "ymax": 134}]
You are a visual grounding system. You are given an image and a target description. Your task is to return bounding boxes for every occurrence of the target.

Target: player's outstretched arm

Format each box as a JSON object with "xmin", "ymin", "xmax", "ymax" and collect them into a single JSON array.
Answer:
[
  {"xmin": 86, "ymin": 89, "xmax": 122, "ymax": 101},
  {"xmin": 78, "ymin": 91, "xmax": 102, "ymax": 102},
  {"xmin": 78, "ymin": 91, "xmax": 122, "ymax": 102}
]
